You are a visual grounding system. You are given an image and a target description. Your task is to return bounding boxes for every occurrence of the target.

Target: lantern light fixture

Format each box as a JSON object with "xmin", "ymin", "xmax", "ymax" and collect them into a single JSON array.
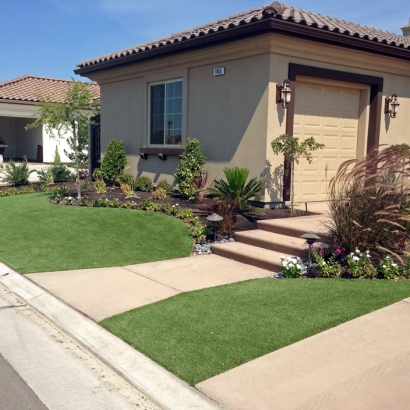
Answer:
[
  {"xmin": 206, "ymin": 213, "xmax": 223, "ymax": 242},
  {"xmin": 300, "ymin": 231, "xmax": 321, "ymax": 271},
  {"xmin": 385, "ymin": 94, "xmax": 400, "ymax": 118},
  {"xmin": 276, "ymin": 79, "xmax": 292, "ymax": 109}
]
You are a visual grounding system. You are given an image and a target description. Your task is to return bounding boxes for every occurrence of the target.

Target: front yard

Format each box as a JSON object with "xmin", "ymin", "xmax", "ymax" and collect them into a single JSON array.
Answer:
[
  {"xmin": 0, "ymin": 193, "xmax": 193, "ymax": 273},
  {"xmin": 100, "ymin": 278, "xmax": 410, "ymax": 385}
]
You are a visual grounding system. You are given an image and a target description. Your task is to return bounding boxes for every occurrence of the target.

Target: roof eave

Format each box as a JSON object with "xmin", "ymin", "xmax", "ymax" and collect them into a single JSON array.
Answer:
[
  {"xmin": 0, "ymin": 98, "xmax": 39, "ymax": 105},
  {"xmin": 74, "ymin": 17, "xmax": 410, "ymax": 77}
]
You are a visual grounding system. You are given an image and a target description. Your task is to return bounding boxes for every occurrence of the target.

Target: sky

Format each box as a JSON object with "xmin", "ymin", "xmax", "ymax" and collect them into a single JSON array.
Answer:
[{"xmin": 1, "ymin": 0, "xmax": 409, "ymax": 83}]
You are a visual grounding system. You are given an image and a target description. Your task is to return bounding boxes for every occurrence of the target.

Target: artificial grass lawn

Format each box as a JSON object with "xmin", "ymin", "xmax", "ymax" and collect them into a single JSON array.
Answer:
[
  {"xmin": 100, "ymin": 278, "xmax": 410, "ymax": 385},
  {"xmin": 0, "ymin": 194, "xmax": 192, "ymax": 273}
]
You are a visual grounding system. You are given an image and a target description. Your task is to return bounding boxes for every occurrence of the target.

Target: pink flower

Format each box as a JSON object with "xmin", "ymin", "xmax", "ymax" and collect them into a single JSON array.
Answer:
[
  {"xmin": 309, "ymin": 244, "xmax": 314, "ymax": 249},
  {"xmin": 335, "ymin": 248, "xmax": 342, "ymax": 254},
  {"xmin": 319, "ymin": 249, "xmax": 324, "ymax": 255}
]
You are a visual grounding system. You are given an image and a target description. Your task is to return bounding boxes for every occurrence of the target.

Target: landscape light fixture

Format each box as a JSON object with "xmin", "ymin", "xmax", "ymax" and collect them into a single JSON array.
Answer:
[
  {"xmin": 276, "ymin": 79, "xmax": 292, "ymax": 109},
  {"xmin": 206, "ymin": 213, "xmax": 223, "ymax": 242},
  {"xmin": 385, "ymin": 94, "xmax": 400, "ymax": 118},
  {"xmin": 300, "ymin": 231, "xmax": 321, "ymax": 271}
]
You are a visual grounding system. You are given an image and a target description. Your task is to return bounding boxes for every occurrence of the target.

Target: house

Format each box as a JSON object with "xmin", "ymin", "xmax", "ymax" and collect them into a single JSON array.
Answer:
[
  {"xmin": 74, "ymin": 2, "xmax": 410, "ymax": 206},
  {"xmin": 0, "ymin": 75, "xmax": 100, "ymax": 164}
]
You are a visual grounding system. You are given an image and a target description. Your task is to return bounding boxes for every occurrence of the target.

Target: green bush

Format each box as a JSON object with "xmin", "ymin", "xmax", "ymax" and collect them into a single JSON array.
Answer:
[
  {"xmin": 1, "ymin": 157, "xmax": 35, "ymax": 186},
  {"xmin": 116, "ymin": 173, "xmax": 134, "ymax": 187},
  {"xmin": 50, "ymin": 164, "xmax": 71, "ymax": 182},
  {"xmin": 135, "ymin": 176, "xmax": 153, "ymax": 192},
  {"xmin": 99, "ymin": 140, "xmax": 127, "ymax": 185},
  {"xmin": 174, "ymin": 138, "xmax": 206, "ymax": 200},
  {"xmin": 37, "ymin": 168, "xmax": 54, "ymax": 185},
  {"xmin": 206, "ymin": 167, "xmax": 265, "ymax": 212},
  {"xmin": 157, "ymin": 179, "xmax": 174, "ymax": 195}
]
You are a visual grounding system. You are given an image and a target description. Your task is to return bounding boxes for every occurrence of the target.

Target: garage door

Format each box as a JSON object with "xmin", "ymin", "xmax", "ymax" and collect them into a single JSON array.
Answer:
[{"xmin": 292, "ymin": 82, "xmax": 360, "ymax": 202}]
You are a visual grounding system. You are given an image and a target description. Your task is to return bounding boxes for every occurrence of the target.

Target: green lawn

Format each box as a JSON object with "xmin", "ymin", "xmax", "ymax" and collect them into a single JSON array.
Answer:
[
  {"xmin": 0, "ymin": 194, "xmax": 192, "ymax": 273},
  {"xmin": 100, "ymin": 278, "xmax": 410, "ymax": 385}
]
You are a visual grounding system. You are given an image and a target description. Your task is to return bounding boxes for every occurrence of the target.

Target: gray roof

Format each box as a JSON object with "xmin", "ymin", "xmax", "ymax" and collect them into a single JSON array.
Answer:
[{"xmin": 76, "ymin": 2, "xmax": 410, "ymax": 70}]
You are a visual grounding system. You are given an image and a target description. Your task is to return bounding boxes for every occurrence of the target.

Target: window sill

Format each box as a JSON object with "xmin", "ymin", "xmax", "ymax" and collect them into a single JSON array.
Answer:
[{"xmin": 139, "ymin": 147, "xmax": 185, "ymax": 161}]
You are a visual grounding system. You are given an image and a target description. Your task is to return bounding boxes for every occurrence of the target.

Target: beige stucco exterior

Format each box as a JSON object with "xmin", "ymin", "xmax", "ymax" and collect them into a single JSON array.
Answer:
[{"xmin": 86, "ymin": 32, "xmax": 410, "ymax": 205}]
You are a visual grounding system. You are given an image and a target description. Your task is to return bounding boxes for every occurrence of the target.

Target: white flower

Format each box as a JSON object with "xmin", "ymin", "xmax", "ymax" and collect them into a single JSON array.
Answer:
[
  {"xmin": 383, "ymin": 265, "xmax": 386, "ymax": 268},
  {"xmin": 353, "ymin": 256, "xmax": 359, "ymax": 261},
  {"xmin": 392, "ymin": 263, "xmax": 397, "ymax": 267},
  {"xmin": 385, "ymin": 256, "xmax": 390, "ymax": 259},
  {"xmin": 355, "ymin": 249, "xmax": 361, "ymax": 254},
  {"xmin": 282, "ymin": 261, "xmax": 288, "ymax": 267},
  {"xmin": 297, "ymin": 264, "xmax": 303, "ymax": 269}
]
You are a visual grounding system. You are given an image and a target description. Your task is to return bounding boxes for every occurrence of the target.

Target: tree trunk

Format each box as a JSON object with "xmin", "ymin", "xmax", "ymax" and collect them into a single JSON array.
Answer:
[
  {"xmin": 291, "ymin": 159, "xmax": 295, "ymax": 217},
  {"xmin": 72, "ymin": 124, "xmax": 81, "ymax": 201}
]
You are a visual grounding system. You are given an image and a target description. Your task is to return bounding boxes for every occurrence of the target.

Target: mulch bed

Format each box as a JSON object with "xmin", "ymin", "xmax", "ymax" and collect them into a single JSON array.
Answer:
[{"xmin": 1, "ymin": 181, "xmax": 316, "ymax": 235}]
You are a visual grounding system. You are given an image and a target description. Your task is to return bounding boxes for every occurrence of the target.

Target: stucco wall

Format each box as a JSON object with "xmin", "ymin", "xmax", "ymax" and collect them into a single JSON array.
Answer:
[{"xmin": 91, "ymin": 32, "xmax": 410, "ymax": 203}]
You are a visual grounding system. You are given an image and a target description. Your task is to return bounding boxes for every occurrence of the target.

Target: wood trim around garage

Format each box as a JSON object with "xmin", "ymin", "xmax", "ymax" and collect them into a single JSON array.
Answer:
[{"xmin": 282, "ymin": 63, "xmax": 384, "ymax": 201}]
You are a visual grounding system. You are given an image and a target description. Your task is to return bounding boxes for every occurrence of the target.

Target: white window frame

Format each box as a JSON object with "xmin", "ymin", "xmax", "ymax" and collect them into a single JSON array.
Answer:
[{"xmin": 148, "ymin": 78, "xmax": 183, "ymax": 147}]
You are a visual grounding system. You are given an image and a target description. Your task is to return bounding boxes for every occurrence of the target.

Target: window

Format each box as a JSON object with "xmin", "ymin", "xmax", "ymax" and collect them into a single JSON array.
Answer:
[{"xmin": 150, "ymin": 80, "xmax": 183, "ymax": 145}]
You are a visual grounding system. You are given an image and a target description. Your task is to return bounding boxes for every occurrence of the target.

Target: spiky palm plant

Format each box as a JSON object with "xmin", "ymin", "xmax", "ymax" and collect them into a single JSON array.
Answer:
[
  {"xmin": 1, "ymin": 157, "xmax": 35, "ymax": 186},
  {"xmin": 207, "ymin": 167, "xmax": 265, "ymax": 212}
]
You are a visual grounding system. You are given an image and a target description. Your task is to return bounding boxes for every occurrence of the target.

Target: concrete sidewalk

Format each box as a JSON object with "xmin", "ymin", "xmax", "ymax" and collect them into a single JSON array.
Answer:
[{"xmin": 27, "ymin": 255, "xmax": 271, "ymax": 321}]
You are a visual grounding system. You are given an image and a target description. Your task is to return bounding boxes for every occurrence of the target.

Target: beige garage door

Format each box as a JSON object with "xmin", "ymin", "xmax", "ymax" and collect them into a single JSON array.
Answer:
[{"xmin": 293, "ymin": 82, "xmax": 360, "ymax": 202}]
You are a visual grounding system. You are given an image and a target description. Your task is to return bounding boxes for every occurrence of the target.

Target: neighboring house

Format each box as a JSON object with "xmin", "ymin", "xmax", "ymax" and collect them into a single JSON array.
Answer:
[
  {"xmin": 75, "ymin": 2, "xmax": 410, "ymax": 206},
  {"xmin": 0, "ymin": 75, "xmax": 100, "ymax": 164}
]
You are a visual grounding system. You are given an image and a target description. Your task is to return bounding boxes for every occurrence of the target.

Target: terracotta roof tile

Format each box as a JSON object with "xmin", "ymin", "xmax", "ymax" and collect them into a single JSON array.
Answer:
[
  {"xmin": 0, "ymin": 75, "xmax": 100, "ymax": 103},
  {"xmin": 76, "ymin": 2, "xmax": 410, "ymax": 70}
]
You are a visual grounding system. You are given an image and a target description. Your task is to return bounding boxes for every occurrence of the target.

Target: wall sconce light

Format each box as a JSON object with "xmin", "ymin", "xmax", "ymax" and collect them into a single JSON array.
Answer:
[
  {"xmin": 385, "ymin": 94, "xmax": 400, "ymax": 118},
  {"xmin": 276, "ymin": 79, "xmax": 292, "ymax": 109}
]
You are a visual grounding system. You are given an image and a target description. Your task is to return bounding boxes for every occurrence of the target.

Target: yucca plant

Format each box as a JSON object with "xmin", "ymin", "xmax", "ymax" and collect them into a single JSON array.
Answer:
[
  {"xmin": 207, "ymin": 167, "xmax": 265, "ymax": 212},
  {"xmin": 1, "ymin": 157, "xmax": 35, "ymax": 186},
  {"xmin": 326, "ymin": 144, "xmax": 410, "ymax": 263}
]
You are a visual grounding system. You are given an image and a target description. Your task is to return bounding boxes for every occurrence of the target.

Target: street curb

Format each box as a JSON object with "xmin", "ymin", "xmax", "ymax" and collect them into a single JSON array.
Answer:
[{"xmin": 0, "ymin": 263, "xmax": 222, "ymax": 410}]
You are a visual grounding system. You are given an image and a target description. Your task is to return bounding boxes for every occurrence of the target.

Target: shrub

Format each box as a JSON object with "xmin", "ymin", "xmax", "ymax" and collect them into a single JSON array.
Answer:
[
  {"xmin": 135, "ymin": 176, "xmax": 153, "ymax": 192},
  {"xmin": 116, "ymin": 173, "xmax": 134, "ymax": 187},
  {"xmin": 326, "ymin": 144, "xmax": 410, "ymax": 262},
  {"xmin": 152, "ymin": 187, "xmax": 167, "ymax": 200},
  {"xmin": 174, "ymin": 138, "xmax": 206, "ymax": 200},
  {"xmin": 53, "ymin": 146, "xmax": 61, "ymax": 163},
  {"xmin": 94, "ymin": 179, "xmax": 107, "ymax": 194},
  {"xmin": 1, "ymin": 157, "xmax": 35, "ymax": 186},
  {"xmin": 37, "ymin": 167, "xmax": 54, "ymax": 185},
  {"xmin": 99, "ymin": 140, "xmax": 127, "ymax": 185},
  {"xmin": 50, "ymin": 185, "xmax": 68, "ymax": 203},
  {"xmin": 51, "ymin": 164, "xmax": 71, "ymax": 182},
  {"xmin": 188, "ymin": 218, "xmax": 210, "ymax": 243},
  {"xmin": 206, "ymin": 167, "xmax": 265, "ymax": 212},
  {"xmin": 193, "ymin": 171, "xmax": 208, "ymax": 203},
  {"xmin": 92, "ymin": 168, "xmax": 104, "ymax": 181},
  {"xmin": 120, "ymin": 183, "xmax": 137, "ymax": 198},
  {"xmin": 157, "ymin": 179, "xmax": 174, "ymax": 195}
]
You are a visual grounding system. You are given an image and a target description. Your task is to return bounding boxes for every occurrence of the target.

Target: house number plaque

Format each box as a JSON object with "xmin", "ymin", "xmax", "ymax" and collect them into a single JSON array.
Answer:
[{"xmin": 213, "ymin": 67, "xmax": 225, "ymax": 76}]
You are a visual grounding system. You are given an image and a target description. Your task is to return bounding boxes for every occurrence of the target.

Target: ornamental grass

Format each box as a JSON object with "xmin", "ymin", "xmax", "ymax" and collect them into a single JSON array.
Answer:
[{"xmin": 326, "ymin": 144, "xmax": 410, "ymax": 263}]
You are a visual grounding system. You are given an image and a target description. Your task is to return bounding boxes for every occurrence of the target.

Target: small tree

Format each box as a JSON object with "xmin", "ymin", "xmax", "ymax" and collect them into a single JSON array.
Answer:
[
  {"xmin": 98, "ymin": 139, "xmax": 127, "ymax": 185},
  {"xmin": 174, "ymin": 138, "xmax": 206, "ymax": 200},
  {"xmin": 271, "ymin": 134, "xmax": 325, "ymax": 215},
  {"xmin": 26, "ymin": 80, "xmax": 99, "ymax": 200}
]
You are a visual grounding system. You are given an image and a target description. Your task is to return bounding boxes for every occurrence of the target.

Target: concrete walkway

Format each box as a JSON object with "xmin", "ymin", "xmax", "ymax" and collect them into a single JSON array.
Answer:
[{"xmin": 27, "ymin": 255, "xmax": 270, "ymax": 321}]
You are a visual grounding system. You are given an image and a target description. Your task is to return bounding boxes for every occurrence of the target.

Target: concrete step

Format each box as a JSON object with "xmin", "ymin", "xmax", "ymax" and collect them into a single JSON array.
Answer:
[
  {"xmin": 258, "ymin": 215, "xmax": 331, "ymax": 241},
  {"xmin": 211, "ymin": 242, "xmax": 295, "ymax": 272},
  {"xmin": 235, "ymin": 230, "xmax": 311, "ymax": 258}
]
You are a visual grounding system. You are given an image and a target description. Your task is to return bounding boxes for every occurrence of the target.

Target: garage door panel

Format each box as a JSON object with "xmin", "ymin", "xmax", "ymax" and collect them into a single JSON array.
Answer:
[
  {"xmin": 323, "ymin": 135, "xmax": 339, "ymax": 149},
  {"xmin": 293, "ymin": 82, "xmax": 359, "ymax": 202}
]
